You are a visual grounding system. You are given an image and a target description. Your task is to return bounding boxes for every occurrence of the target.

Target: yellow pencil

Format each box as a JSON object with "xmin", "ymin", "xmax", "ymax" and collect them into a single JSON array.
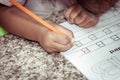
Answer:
[{"xmin": 9, "ymin": 0, "xmax": 67, "ymax": 38}]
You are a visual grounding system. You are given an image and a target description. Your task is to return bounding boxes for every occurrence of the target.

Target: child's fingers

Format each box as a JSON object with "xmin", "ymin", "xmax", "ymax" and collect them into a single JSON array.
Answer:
[
  {"xmin": 56, "ymin": 26, "xmax": 74, "ymax": 39},
  {"xmin": 50, "ymin": 23, "xmax": 74, "ymax": 39},
  {"xmin": 73, "ymin": 11, "xmax": 99, "ymax": 28},
  {"xmin": 64, "ymin": 4, "xmax": 75, "ymax": 22},
  {"xmin": 46, "ymin": 41, "xmax": 73, "ymax": 53},
  {"xmin": 78, "ymin": 16, "xmax": 90, "ymax": 27},
  {"xmin": 81, "ymin": 15, "xmax": 99, "ymax": 27},
  {"xmin": 44, "ymin": 32, "xmax": 74, "ymax": 52},
  {"xmin": 84, "ymin": 18, "xmax": 99, "ymax": 27},
  {"xmin": 74, "ymin": 12, "xmax": 87, "ymax": 25},
  {"xmin": 53, "ymin": 40, "xmax": 74, "ymax": 52},
  {"xmin": 42, "ymin": 33, "xmax": 74, "ymax": 53},
  {"xmin": 69, "ymin": 5, "xmax": 81, "ymax": 23},
  {"xmin": 52, "ymin": 31, "xmax": 72, "ymax": 45}
]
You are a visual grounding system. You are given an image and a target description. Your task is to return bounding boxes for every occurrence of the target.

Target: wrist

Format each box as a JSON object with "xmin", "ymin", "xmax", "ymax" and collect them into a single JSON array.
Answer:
[{"xmin": 35, "ymin": 24, "xmax": 49, "ymax": 42}]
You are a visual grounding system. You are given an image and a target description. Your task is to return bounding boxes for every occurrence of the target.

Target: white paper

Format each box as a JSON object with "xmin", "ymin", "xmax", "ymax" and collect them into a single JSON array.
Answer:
[{"xmin": 61, "ymin": 2, "xmax": 120, "ymax": 80}]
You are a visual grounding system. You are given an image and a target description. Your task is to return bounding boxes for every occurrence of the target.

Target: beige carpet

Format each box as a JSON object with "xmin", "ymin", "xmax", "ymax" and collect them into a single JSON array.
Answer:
[{"xmin": 0, "ymin": 11, "xmax": 87, "ymax": 80}]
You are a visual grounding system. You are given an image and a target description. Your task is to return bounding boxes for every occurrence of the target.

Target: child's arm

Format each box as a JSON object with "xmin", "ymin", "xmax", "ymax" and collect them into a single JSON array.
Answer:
[
  {"xmin": 0, "ymin": 4, "xmax": 74, "ymax": 53},
  {"xmin": 0, "ymin": 4, "xmax": 42, "ymax": 41}
]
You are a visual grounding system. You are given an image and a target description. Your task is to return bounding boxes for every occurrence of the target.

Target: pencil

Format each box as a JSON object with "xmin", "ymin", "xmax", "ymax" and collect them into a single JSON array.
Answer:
[{"xmin": 9, "ymin": 0, "xmax": 67, "ymax": 38}]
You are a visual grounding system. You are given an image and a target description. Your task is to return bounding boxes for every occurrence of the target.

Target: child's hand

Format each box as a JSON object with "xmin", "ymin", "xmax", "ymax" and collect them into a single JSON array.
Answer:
[
  {"xmin": 64, "ymin": 3, "xmax": 99, "ymax": 28},
  {"xmin": 37, "ymin": 23, "xmax": 74, "ymax": 53}
]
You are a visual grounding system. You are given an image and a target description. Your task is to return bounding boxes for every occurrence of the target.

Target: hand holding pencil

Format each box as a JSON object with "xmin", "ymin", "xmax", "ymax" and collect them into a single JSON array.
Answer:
[{"xmin": 9, "ymin": 0, "xmax": 74, "ymax": 52}]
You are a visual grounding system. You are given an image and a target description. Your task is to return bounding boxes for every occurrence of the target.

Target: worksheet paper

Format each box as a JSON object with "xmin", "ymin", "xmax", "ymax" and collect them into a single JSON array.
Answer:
[{"xmin": 61, "ymin": 3, "xmax": 120, "ymax": 80}]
